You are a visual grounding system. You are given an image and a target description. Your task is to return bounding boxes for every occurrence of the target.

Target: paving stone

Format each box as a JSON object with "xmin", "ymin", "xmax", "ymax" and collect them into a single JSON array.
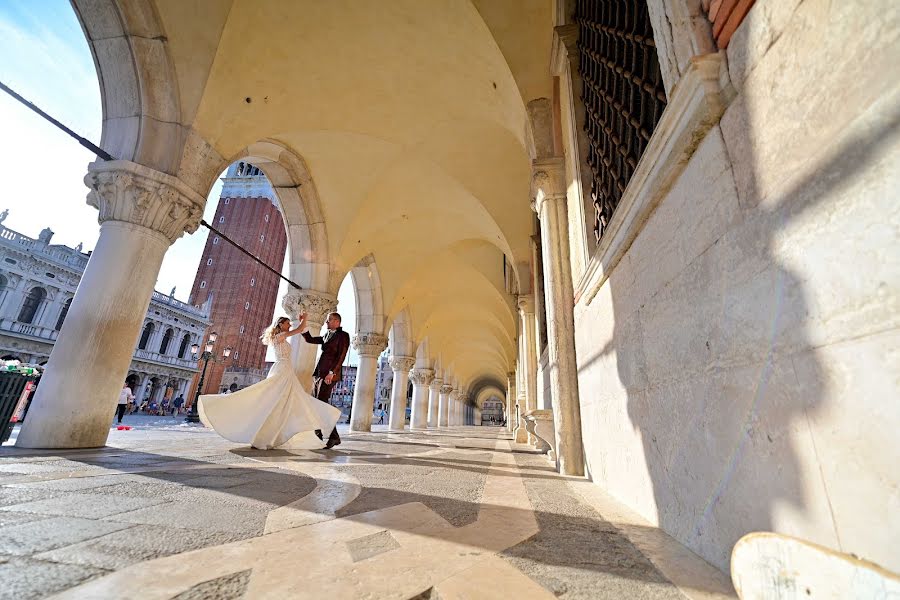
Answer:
[
  {"xmin": 502, "ymin": 452, "xmax": 683, "ymax": 600},
  {"xmin": 6, "ymin": 473, "xmax": 135, "ymax": 492},
  {"xmin": 170, "ymin": 569, "xmax": 252, "ymax": 600},
  {"xmin": 105, "ymin": 500, "xmax": 267, "ymax": 536},
  {"xmin": 0, "ymin": 510, "xmax": 52, "ymax": 527},
  {"xmin": 0, "ymin": 557, "xmax": 108, "ymax": 600},
  {"xmin": 0, "ymin": 516, "xmax": 133, "ymax": 556},
  {"xmin": 0, "ymin": 491, "xmax": 169, "ymax": 519},
  {"xmin": 335, "ymin": 451, "xmax": 491, "ymax": 527},
  {"xmin": 347, "ymin": 529, "xmax": 401, "ymax": 563},
  {"xmin": 0, "ymin": 484, "xmax": 65, "ymax": 507},
  {"xmin": 36, "ymin": 524, "xmax": 247, "ymax": 570}
]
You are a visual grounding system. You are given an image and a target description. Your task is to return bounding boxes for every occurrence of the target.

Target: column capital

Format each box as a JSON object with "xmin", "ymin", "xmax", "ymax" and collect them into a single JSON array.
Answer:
[
  {"xmin": 516, "ymin": 294, "xmax": 535, "ymax": 315},
  {"xmin": 429, "ymin": 377, "xmax": 444, "ymax": 390},
  {"xmin": 352, "ymin": 332, "xmax": 388, "ymax": 357},
  {"xmin": 84, "ymin": 160, "xmax": 205, "ymax": 243},
  {"xmin": 409, "ymin": 368, "xmax": 434, "ymax": 386},
  {"xmin": 388, "ymin": 355, "xmax": 415, "ymax": 373},
  {"xmin": 531, "ymin": 157, "xmax": 567, "ymax": 215},
  {"xmin": 282, "ymin": 290, "xmax": 336, "ymax": 324},
  {"xmin": 440, "ymin": 384, "xmax": 454, "ymax": 395}
]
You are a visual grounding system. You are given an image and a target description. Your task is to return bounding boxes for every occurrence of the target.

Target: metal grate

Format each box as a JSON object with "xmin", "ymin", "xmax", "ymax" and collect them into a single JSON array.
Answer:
[{"xmin": 575, "ymin": 1, "xmax": 667, "ymax": 242}]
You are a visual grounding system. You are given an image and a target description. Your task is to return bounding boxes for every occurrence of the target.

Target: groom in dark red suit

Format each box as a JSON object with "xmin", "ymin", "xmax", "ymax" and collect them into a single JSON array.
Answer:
[{"xmin": 299, "ymin": 311, "xmax": 350, "ymax": 448}]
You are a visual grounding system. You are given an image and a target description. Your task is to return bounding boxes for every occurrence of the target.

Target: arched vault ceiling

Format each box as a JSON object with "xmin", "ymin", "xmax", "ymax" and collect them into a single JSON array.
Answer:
[{"xmin": 151, "ymin": 0, "xmax": 539, "ymax": 283}]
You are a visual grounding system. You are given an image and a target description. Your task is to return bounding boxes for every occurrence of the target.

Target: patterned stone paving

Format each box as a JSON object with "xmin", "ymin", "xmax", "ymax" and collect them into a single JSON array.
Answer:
[{"xmin": 0, "ymin": 421, "xmax": 735, "ymax": 599}]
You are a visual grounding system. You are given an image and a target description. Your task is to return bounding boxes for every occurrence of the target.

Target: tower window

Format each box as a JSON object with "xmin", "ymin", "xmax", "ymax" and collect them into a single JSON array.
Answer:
[
  {"xmin": 200, "ymin": 281, "xmax": 207, "ymax": 289},
  {"xmin": 224, "ymin": 198, "xmax": 230, "ymax": 205},
  {"xmin": 250, "ymin": 278, "xmax": 255, "ymax": 287},
  {"xmin": 239, "ymin": 325, "xmax": 245, "ymax": 334},
  {"xmin": 206, "ymin": 259, "xmax": 212, "ymax": 266},
  {"xmin": 244, "ymin": 302, "xmax": 250, "ymax": 310},
  {"xmin": 265, "ymin": 214, "xmax": 270, "ymax": 223},
  {"xmin": 259, "ymin": 234, "xmax": 265, "ymax": 242},
  {"xmin": 213, "ymin": 237, "xmax": 219, "ymax": 245},
  {"xmin": 218, "ymin": 216, "xmax": 225, "ymax": 224}
]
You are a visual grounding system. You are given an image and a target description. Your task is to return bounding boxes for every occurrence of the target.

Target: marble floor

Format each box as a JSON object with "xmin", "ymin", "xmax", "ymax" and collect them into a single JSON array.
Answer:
[{"xmin": 0, "ymin": 422, "xmax": 735, "ymax": 599}]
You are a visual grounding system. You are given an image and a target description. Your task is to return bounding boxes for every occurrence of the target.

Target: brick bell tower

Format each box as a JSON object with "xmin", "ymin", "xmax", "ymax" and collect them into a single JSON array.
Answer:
[{"xmin": 187, "ymin": 162, "xmax": 288, "ymax": 399}]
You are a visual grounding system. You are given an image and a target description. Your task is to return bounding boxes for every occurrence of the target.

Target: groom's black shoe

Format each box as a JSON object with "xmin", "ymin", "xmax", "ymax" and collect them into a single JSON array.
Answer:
[
  {"xmin": 324, "ymin": 430, "xmax": 341, "ymax": 449},
  {"xmin": 314, "ymin": 429, "xmax": 323, "ymax": 441}
]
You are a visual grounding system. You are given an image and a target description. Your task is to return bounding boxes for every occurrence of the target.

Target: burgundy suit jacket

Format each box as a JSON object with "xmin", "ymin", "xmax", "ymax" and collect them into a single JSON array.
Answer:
[{"xmin": 302, "ymin": 327, "xmax": 350, "ymax": 379}]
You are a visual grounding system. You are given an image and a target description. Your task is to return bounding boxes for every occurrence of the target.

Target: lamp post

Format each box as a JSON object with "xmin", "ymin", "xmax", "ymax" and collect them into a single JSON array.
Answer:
[{"xmin": 185, "ymin": 332, "xmax": 231, "ymax": 424}]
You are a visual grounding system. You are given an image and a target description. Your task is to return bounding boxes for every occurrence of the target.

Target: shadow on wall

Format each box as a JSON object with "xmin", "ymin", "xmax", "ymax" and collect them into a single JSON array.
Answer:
[{"xmin": 581, "ymin": 8, "xmax": 900, "ymax": 569}]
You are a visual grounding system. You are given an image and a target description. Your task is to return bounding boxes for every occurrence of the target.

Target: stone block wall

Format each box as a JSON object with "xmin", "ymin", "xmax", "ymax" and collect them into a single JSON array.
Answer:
[{"xmin": 570, "ymin": 0, "xmax": 899, "ymax": 572}]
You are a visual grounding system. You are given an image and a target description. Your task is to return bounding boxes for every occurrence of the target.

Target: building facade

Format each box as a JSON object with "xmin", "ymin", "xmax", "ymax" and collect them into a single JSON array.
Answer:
[
  {"xmin": 329, "ymin": 364, "xmax": 357, "ymax": 423},
  {"xmin": 188, "ymin": 162, "xmax": 288, "ymax": 399},
  {"xmin": 0, "ymin": 218, "xmax": 209, "ymax": 405},
  {"xmin": 479, "ymin": 397, "xmax": 504, "ymax": 426}
]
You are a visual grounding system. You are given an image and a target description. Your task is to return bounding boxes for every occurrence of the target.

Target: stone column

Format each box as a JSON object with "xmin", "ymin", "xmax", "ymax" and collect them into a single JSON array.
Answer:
[
  {"xmin": 518, "ymin": 295, "xmax": 538, "ymax": 443},
  {"xmin": 427, "ymin": 377, "xmax": 443, "ymax": 428},
  {"xmin": 387, "ymin": 355, "xmax": 415, "ymax": 431},
  {"xmin": 17, "ymin": 160, "xmax": 203, "ymax": 448},
  {"xmin": 531, "ymin": 235, "xmax": 552, "ymax": 411},
  {"xmin": 408, "ymin": 368, "xmax": 434, "ymax": 430},
  {"xmin": 532, "ymin": 158, "xmax": 586, "ymax": 477},
  {"xmin": 474, "ymin": 406, "xmax": 482, "ymax": 425},
  {"xmin": 349, "ymin": 332, "xmax": 387, "ymax": 433},
  {"xmin": 449, "ymin": 391, "xmax": 461, "ymax": 426},
  {"xmin": 438, "ymin": 384, "xmax": 453, "ymax": 427},
  {"xmin": 506, "ymin": 371, "xmax": 516, "ymax": 433},
  {"xmin": 282, "ymin": 290, "xmax": 337, "ymax": 392}
]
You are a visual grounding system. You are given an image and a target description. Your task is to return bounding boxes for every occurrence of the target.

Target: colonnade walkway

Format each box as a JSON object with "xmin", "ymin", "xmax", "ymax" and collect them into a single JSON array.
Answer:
[{"xmin": 0, "ymin": 424, "xmax": 735, "ymax": 599}]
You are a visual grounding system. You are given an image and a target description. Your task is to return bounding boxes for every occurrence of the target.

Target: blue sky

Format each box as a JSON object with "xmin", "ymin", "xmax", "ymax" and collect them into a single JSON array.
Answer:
[{"xmin": 0, "ymin": 0, "xmax": 358, "ymax": 363}]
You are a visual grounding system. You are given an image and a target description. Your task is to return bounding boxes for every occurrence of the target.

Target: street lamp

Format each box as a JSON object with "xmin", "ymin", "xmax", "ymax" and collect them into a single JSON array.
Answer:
[{"xmin": 185, "ymin": 332, "xmax": 232, "ymax": 423}]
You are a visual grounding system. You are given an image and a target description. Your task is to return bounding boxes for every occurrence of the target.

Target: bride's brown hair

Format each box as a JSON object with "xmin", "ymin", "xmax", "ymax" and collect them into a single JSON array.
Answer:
[{"xmin": 261, "ymin": 316, "xmax": 290, "ymax": 345}]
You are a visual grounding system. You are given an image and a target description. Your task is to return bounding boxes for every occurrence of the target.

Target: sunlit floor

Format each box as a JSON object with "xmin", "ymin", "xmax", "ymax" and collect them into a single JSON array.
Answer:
[{"xmin": 0, "ymin": 419, "xmax": 734, "ymax": 599}]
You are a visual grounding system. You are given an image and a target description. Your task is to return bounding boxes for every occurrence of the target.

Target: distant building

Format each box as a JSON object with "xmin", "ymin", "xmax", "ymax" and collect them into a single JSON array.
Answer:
[
  {"xmin": 0, "ymin": 220, "xmax": 210, "ymax": 405},
  {"xmin": 188, "ymin": 162, "xmax": 288, "ymax": 400},
  {"xmin": 330, "ymin": 364, "xmax": 357, "ymax": 423},
  {"xmin": 480, "ymin": 397, "xmax": 505, "ymax": 425},
  {"xmin": 375, "ymin": 352, "xmax": 392, "ymax": 411}
]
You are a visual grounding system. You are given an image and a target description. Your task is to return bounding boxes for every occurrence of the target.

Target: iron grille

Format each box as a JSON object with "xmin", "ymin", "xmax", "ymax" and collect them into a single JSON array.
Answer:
[{"xmin": 575, "ymin": 1, "xmax": 667, "ymax": 242}]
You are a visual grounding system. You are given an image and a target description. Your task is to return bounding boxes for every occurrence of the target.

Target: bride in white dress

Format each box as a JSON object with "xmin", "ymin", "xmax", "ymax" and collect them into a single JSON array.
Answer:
[{"xmin": 198, "ymin": 315, "xmax": 341, "ymax": 450}]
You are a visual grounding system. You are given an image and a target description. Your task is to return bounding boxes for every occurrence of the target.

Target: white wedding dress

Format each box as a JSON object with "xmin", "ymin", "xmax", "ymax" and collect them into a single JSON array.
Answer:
[{"xmin": 198, "ymin": 333, "xmax": 341, "ymax": 449}]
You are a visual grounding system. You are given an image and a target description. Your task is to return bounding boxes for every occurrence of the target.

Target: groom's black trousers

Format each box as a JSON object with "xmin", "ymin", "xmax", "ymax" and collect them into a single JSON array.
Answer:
[{"xmin": 313, "ymin": 377, "xmax": 340, "ymax": 444}]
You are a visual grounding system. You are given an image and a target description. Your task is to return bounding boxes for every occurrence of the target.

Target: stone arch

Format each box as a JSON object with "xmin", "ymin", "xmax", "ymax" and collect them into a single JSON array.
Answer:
[
  {"xmin": 138, "ymin": 322, "xmax": 154, "ymax": 350},
  {"xmin": 18, "ymin": 287, "xmax": 46, "ymax": 324},
  {"xmin": 159, "ymin": 328, "xmax": 174, "ymax": 355},
  {"xmin": 347, "ymin": 254, "xmax": 385, "ymax": 335},
  {"xmin": 71, "ymin": 1, "xmax": 181, "ymax": 174},
  {"xmin": 388, "ymin": 307, "xmax": 414, "ymax": 358},
  {"xmin": 230, "ymin": 142, "xmax": 331, "ymax": 291}
]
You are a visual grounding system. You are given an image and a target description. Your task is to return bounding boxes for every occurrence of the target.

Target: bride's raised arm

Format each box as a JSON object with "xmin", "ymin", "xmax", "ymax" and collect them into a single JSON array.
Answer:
[{"xmin": 282, "ymin": 312, "xmax": 308, "ymax": 338}]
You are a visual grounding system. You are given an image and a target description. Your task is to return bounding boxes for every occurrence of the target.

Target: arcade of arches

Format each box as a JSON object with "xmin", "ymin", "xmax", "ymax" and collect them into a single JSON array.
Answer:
[{"xmin": 10, "ymin": 0, "xmax": 898, "ymax": 591}]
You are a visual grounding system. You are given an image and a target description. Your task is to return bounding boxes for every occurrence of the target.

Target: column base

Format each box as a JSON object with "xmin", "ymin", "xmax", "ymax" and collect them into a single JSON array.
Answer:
[
  {"xmin": 514, "ymin": 425, "xmax": 528, "ymax": 444},
  {"xmin": 524, "ymin": 409, "xmax": 556, "ymax": 461}
]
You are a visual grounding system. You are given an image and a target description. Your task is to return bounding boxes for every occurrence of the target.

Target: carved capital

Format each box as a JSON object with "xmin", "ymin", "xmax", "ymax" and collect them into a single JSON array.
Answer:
[
  {"xmin": 84, "ymin": 160, "xmax": 205, "ymax": 243},
  {"xmin": 440, "ymin": 384, "xmax": 454, "ymax": 395},
  {"xmin": 531, "ymin": 157, "xmax": 568, "ymax": 216},
  {"xmin": 352, "ymin": 332, "xmax": 388, "ymax": 357},
  {"xmin": 389, "ymin": 356, "xmax": 416, "ymax": 373},
  {"xmin": 409, "ymin": 368, "xmax": 434, "ymax": 386},
  {"xmin": 282, "ymin": 290, "xmax": 337, "ymax": 325},
  {"xmin": 430, "ymin": 377, "xmax": 444, "ymax": 390}
]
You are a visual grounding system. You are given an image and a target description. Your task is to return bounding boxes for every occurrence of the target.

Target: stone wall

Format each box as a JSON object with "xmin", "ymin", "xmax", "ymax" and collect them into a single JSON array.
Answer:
[{"xmin": 570, "ymin": 0, "xmax": 899, "ymax": 572}]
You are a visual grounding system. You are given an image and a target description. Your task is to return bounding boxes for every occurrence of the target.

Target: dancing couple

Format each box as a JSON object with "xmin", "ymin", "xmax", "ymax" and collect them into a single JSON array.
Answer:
[{"xmin": 199, "ymin": 310, "xmax": 350, "ymax": 450}]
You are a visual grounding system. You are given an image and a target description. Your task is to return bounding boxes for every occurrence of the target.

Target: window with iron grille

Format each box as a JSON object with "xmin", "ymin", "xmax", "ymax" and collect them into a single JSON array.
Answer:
[{"xmin": 575, "ymin": 0, "xmax": 667, "ymax": 242}]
